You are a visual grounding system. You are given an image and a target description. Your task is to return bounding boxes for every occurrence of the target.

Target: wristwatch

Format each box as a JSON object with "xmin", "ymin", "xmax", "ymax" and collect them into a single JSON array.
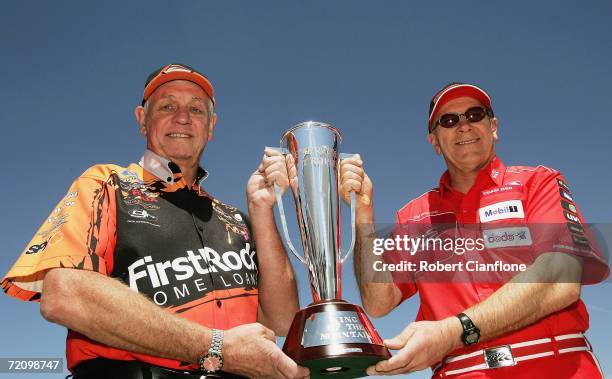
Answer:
[
  {"xmin": 199, "ymin": 329, "xmax": 224, "ymax": 374},
  {"xmin": 457, "ymin": 313, "xmax": 480, "ymax": 346}
]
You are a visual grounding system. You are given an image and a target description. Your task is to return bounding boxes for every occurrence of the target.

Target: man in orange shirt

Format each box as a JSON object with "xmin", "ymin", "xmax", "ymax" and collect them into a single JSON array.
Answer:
[{"xmin": 2, "ymin": 63, "xmax": 308, "ymax": 379}]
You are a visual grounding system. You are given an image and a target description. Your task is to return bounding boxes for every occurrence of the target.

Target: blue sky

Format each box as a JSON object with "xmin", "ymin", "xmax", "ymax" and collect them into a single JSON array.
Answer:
[{"xmin": 1, "ymin": 1, "xmax": 610, "ymax": 378}]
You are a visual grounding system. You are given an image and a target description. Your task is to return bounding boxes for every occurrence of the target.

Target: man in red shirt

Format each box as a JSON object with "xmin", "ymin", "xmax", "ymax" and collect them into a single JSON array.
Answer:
[
  {"xmin": 2, "ymin": 63, "xmax": 309, "ymax": 379},
  {"xmin": 340, "ymin": 83, "xmax": 609, "ymax": 378}
]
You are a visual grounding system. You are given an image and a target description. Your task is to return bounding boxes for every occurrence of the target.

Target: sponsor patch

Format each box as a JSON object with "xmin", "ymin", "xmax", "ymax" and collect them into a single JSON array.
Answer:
[
  {"xmin": 572, "ymin": 234, "xmax": 591, "ymax": 248},
  {"xmin": 26, "ymin": 241, "xmax": 48, "ymax": 254},
  {"xmin": 481, "ymin": 185, "xmax": 521, "ymax": 197},
  {"xmin": 129, "ymin": 209, "xmax": 158, "ymax": 221},
  {"xmin": 483, "ymin": 227, "xmax": 532, "ymax": 248},
  {"xmin": 564, "ymin": 211, "xmax": 581, "ymax": 224},
  {"xmin": 479, "ymin": 200, "xmax": 525, "ymax": 222},
  {"xmin": 127, "ymin": 243, "xmax": 259, "ymax": 306},
  {"xmin": 557, "ymin": 178, "xmax": 570, "ymax": 191},
  {"xmin": 128, "ymin": 208, "xmax": 160, "ymax": 227},
  {"xmin": 567, "ymin": 222, "xmax": 584, "ymax": 235},
  {"xmin": 65, "ymin": 191, "xmax": 78, "ymax": 199},
  {"xmin": 560, "ymin": 200, "xmax": 577, "ymax": 214},
  {"xmin": 559, "ymin": 189, "xmax": 574, "ymax": 202}
]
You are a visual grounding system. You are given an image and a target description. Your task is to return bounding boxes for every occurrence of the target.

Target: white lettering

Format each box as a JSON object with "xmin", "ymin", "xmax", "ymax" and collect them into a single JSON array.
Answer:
[
  {"xmin": 128, "ymin": 258, "xmax": 147, "ymax": 291},
  {"xmin": 173, "ymin": 283, "xmax": 190, "ymax": 298},
  {"xmin": 223, "ymin": 251, "xmax": 242, "ymax": 270},
  {"xmin": 172, "ymin": 257, "xmax": 195, "ymax": 280},
  {"xmin": 153, "ymin": 291, "xmax": 167, "ymax": 305},
  {"xmin": 155, "ymin": 261, "xmax": 172, "ymax": 286},
  {"xmin": 245, "ymin": 271, "xmax": 258, "ymax": 286},
  {"xmin": 194, "ymin": 278, "xmax": 208, "ymax": 292},
  {"xmin": 200, "ymin": 247, "xmax": 230, "ymax": 272},
  {"xmin": 187, "ymin": 250, "xmax": 209, "ymax": 274},
  {"xmin": 220, "ymin": 276, "xmax": 232, "ymax": 287},
  {"xmin": 127, "ymin": 246, "xmax": 257, "ymax": 292},
  {"xmin": 240, "ymin": 243, "xmax": 255, "ymax": 269}
]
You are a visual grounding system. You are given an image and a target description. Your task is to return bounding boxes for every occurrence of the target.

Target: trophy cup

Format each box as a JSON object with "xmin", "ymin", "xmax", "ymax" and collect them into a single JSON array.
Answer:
[{"xmin": 269, "ymin": 121, "xmax": 390, "ymax": 379}]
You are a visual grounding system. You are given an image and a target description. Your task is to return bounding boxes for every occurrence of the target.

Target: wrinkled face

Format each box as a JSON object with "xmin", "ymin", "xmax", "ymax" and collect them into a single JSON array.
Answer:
[
  {"xmin": 428, "ymin": 97, "xmax": 498, "ymax": 174},
  {"xmin": 135, "ymin": 80, "xmax": 217, "ymax": 166}
]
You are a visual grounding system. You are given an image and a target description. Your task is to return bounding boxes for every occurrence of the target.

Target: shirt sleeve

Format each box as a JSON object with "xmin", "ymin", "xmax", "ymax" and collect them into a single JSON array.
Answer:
[
  {"xmin": 1, "ymin": 173, "xmax": 116, "ymax": 301},
  {"xmin": 382, "ymin": 212, "xmax": 418, "ymax": 302},
  {"xmin": 526, "ymin": 169, "xmax": 609, "ymax": 283}
]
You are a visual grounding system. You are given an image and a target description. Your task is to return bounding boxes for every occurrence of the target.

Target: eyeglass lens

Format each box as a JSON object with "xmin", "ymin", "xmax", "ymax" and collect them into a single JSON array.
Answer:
[{"xmin": 438, "ymin": 107, "xmax": 487, "ymax": 128}]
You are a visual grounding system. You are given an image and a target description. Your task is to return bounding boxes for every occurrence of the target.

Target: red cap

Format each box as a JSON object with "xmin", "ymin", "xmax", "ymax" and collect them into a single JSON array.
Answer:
[
  {"xmin": 142, "ymin": 63, "xmax": 215, "ymax": 106},
  {"xmin": 428, "ymin": 83, "xmax": 492, "ymax": 132}
]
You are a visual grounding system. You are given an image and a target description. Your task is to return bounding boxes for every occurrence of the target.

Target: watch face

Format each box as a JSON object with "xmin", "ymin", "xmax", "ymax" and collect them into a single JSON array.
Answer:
[
  {"xmin": 203, "ymin": 355, "xmax": 221, "ymax": 372},
  {"xmin": 466, "ymin": 332, "xmax": 479, "ymax": 344}
]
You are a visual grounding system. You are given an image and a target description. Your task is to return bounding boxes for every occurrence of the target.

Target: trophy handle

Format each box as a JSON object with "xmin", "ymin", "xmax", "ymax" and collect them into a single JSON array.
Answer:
[
  {"xmin": 339, "ymin": 153, "xmax": 357, "ymax": 264},
  {"xmin": 266, "ymin": 146, "xmax": 307, "ymax": 265}
]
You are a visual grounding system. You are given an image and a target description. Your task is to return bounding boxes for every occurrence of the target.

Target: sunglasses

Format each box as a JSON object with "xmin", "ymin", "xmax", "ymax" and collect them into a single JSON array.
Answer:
[{"xmin": 433, "ymin": 106, "xmax": 493, "ymax": 130}]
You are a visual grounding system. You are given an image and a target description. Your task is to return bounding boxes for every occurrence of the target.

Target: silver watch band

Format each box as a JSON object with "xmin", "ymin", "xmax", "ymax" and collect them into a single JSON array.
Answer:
[
  {"xmin": 210, "ymin": 329, "xmax": 224, "ymax": 354},
  {"xmin": 199, "ymin": 329, "xmax": 224, "ymax": 373}
]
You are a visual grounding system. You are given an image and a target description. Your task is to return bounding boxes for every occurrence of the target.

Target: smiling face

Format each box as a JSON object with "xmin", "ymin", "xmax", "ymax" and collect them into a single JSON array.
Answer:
[
  {"xmin": 135, "ymin": 80, "xmax": 217, "ymax": 169},
  {"xmin": 428, "ymin": 97, "xmax": 498, "ymax": 175}
]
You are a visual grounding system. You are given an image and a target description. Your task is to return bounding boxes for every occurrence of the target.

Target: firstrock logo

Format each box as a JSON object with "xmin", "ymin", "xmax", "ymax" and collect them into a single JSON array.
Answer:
[
  {"xmin": 128, "ymin": 243, "xmax": 258, "ymax": 306},
  {"xmin": 479, "ymin": 200, "xmax": 525, "ymax": 222}
]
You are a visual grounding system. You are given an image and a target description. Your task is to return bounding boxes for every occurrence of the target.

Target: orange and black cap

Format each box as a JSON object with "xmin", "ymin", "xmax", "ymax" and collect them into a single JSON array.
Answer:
[{"xmin": 142, "ymin": 63, "xmax": 215, "ymax": 106}]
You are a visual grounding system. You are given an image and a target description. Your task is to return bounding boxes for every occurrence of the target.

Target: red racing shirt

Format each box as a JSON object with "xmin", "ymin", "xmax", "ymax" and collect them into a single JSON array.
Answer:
[
  {"xmin": 2, "ymin": 150, "xmax": 259, "ymax": 371},
  {"xmin": 390, "ymin": 156, "xmax": 609, "ymax": 356}
]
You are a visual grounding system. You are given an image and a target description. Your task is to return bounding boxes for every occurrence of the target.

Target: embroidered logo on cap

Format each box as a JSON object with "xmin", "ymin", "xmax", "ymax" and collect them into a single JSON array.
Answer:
[{"xmin": 164, "ymin": 64, "xmax": 192, "ymax": 73}]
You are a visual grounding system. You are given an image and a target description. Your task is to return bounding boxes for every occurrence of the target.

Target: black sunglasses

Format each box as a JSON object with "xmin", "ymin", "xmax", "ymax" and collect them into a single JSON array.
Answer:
[{"xmin": 433, "ymin": 106, "xmax": 494, "ymax": 130}]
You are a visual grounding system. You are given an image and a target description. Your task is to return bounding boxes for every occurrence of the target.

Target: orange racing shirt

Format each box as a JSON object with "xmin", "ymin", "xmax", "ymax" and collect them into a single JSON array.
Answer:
[{"xmin": 2, "ymin": 150, "xmax": 259, "ymax": 371}]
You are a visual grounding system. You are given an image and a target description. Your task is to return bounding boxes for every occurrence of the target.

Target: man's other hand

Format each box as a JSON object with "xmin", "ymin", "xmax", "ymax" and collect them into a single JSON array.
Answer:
[
  {"xmin": 339, "ymin": 154, "xmax": 373, "ymax": 210},
  {"xmin": 223, "ymin": 323, "xmax": 309, "ymax": 379},
  {"xmin": 247, "ymin": 148, "xmax": 296, "ymax": 210},
  {"xmin": 366, "ymin": 318, "xmax": 461, "ymax": 376}
]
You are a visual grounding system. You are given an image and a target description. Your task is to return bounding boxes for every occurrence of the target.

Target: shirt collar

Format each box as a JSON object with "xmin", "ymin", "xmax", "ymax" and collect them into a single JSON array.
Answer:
[
  {"xmin": 439, "ymin": 155, "xmax": 506, "ymax": 196},
  {"xmin": 139, "ymin": 149, "xmax": 209, "ymax": 189},
  {"xmin": 488, "ymin": 156, "xmax": 506, "ymax": 186}
]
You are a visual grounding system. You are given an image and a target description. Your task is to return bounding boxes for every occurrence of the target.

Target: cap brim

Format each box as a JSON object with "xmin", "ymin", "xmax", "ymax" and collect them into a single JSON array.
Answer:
[{"xmin": 142, "ymin": 71, "xmax": 215, "ymax": 105}]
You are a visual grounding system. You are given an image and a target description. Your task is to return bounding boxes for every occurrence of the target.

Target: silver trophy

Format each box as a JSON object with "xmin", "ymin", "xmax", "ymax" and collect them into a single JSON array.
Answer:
[{"xmin": 270, "ymin": 121, "xmax": 389, "ymax": 379}]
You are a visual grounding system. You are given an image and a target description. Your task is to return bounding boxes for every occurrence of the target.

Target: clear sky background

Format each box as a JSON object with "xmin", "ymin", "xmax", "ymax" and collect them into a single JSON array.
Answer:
[{"xmin": 1, "ymin": 1, "xmax": 611, "ymax": 378}]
